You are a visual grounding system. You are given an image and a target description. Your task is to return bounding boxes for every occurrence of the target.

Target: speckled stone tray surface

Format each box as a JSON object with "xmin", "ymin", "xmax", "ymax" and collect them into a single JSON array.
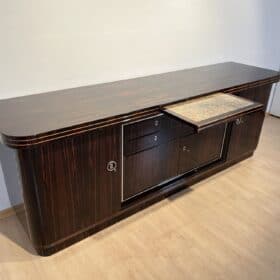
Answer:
[{"xmin": 164, "ymin": 93, "xmax": 255, "ymax": 123}]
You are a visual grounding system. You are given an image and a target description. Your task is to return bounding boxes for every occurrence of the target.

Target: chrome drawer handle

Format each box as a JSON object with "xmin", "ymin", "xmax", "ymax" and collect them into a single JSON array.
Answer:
[
  {"xmin": 235, "ymin": 118, "xmax": 243, "ymax": 125},
  {"xmin": 107, "ymin": 161, "xmax": 117, "ymax": 172},
  {"xmin": 154, "ymin": 135, "xmax": 158, "ymax": 141},
  {"xmin": 154, "ymin": 120, "xmax": 159, "ymax": 127}
]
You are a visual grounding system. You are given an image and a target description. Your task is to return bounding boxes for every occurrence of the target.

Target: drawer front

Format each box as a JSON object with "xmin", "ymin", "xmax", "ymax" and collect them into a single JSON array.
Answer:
[
  {"xmin": 124, "ymin": 115, "xmax": 162, "ymax": 141},
  {"xmin": 124, "ymin": 114, "xmax": 194, "ymax": 144},
  {"xmin": 124, "ymin": 132, "xmax": 160, "ymax": 155}
]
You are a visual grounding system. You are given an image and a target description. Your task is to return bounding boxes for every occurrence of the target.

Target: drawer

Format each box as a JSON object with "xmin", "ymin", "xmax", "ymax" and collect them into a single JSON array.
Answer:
[
  {"xmin": 124, "ymin": 115, "xmax": 162, "ymax": 141},
  {"xmin": 124, "ymin": 132, "xmax": 160, "ymax": 155},
  {"xmin": 163, "ymin": 93, "xmax": 263, "ymax": 131}
]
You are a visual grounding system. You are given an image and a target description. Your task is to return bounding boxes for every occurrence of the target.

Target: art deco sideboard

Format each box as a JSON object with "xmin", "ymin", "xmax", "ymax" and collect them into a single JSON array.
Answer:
[{"xmin": 0, "ymin": 62, "xmax": 279, "ymax": 255}]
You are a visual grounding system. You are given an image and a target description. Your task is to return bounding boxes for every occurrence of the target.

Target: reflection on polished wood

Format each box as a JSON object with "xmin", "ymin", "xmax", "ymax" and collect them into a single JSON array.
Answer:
[
  {"xmin": 0, "ymin": 115, "xmax": 279, "ymax": 279},
  {"xmin": 0, "ymin": 62, "xmax": 278, "ymax": 146}
]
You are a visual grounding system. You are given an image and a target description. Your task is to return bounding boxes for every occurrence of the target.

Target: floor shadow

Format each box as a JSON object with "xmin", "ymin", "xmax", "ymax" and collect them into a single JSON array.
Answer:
[
  {"xmin": 167, "ymin": 186, "xmax": 193, "ymax": 201},
  {"xmin": 0, "ymin": 214, "xmax": 37, "ymax": 262}
]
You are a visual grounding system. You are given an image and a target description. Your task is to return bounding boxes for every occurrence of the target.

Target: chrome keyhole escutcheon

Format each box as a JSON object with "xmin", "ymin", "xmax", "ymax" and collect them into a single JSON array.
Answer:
[
  {"xmin": 154, "ymin": 135, "xmax": 158, "ymax": 141},
  {"xmin": 107, "ymin": 161, "xmax": 117, "ymax": 172}
]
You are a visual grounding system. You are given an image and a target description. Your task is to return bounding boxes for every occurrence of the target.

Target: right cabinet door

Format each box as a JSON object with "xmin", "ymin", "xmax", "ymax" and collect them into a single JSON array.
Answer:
[
  {"xmin": 227, "ymin": 110, "xmax": 265, "ymax": 161},
  {"xmin": 178, "ymin": 123, "xmax": 226, "ymax": 174}
]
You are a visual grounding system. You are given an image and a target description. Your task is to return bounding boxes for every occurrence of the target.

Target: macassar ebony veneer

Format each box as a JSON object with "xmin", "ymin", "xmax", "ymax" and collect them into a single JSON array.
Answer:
[{"xmin": 0, "ymin": 62, "xmax": 279, "ymax": 255}]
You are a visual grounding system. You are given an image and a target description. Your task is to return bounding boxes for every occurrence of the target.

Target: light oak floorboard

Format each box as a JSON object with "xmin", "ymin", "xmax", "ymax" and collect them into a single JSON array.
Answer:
[
  {"xmin": 0, "ymin": 204, "xmax": 24, "ymax": 220},
  {"xmin": 0, "ymin": 115, "xmax": 279, "ymax": 280}
]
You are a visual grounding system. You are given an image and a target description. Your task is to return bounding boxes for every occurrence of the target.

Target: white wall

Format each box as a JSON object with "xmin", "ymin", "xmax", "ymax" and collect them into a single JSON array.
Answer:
[
  {"xmin": 270, "ymin": 83, "xmax": 280, "ymax": 117},
  {"xmin": 0, "ymin": 161, "xmax": 11, "ymax": 210},
  {"xmin": 0, "ymin": 0, "xmax": 279, "ymax": 210}
]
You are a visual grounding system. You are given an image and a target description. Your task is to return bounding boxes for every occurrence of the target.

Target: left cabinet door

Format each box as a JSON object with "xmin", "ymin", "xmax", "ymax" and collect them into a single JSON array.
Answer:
[
  {"xmin": 123, "ymin": 146, "xmax": 162, "ymax": 201},
  {"xmin": 17, "ymin": 125, "xmax": 121, "ymax": 254}
]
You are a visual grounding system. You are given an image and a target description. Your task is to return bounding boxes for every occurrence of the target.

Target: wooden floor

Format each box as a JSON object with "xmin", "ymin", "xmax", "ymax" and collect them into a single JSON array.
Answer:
[{"xmin": 0, "ymin": 115, "xmax": 279, "ymax": 280}]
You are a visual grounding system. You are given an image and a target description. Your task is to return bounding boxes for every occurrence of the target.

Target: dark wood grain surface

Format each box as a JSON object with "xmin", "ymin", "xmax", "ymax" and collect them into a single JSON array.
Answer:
[
  {"xmin": 227, "ymin": 110, "xmax": 265, "ymax": 161},
  {"xmin": 234, "ymin": 84, "xmax": 272, "ymax": 111},
  {"xmin": 17, "ymin": 125, "xmax": 121, "ymax": 253},
  {"xmin": 178, "ymin": 123, "xmax": 226, "ymax": 174},
  {"xmin": 0, "ymin": 62, "xmax": 279, "ymax": 144}
]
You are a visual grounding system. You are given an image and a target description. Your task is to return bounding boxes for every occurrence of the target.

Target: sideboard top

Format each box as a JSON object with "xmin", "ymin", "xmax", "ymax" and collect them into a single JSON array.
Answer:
[{"xmin": 0, "ymin": 62, "xmax": 279, "ymax": 147}]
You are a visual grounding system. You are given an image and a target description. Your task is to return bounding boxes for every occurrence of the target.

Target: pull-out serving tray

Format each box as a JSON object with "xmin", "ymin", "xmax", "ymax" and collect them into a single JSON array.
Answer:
[{"xmin": 163, "ymin": 93, "xmax": 263, "ymax": 131}]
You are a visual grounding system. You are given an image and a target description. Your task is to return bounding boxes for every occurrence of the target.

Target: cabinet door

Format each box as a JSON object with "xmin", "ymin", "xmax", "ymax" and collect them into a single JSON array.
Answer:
[
  {"xmin": 227, "ymin": 110, "xmax": 265, "ymax": 161},
  {"xmin": 123, "ymin": 137, "xmax": 182, "ymax": 201},
  {"xmin": 123, "ymin": 146, "xmax": 162, "ymax": 200},
  {"xmin": 178, "ymin": 124, "xmax": 226, "ymax": 174},
  {"xmin": 159, "ymin": 139, "xmax": 180, "ymax": 182},
  {"xmin": 18, "ymin": 125, "xmax": 121, "ymax": 246}
]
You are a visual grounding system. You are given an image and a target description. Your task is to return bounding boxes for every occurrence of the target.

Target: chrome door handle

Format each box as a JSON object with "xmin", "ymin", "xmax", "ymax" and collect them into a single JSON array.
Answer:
[
  {"xmin": 154, "ymin": 120, "xmax": 159, "ymax": 127},
  {"xmin": 183, "ymin": 146, "xmax": 190, "ymax": 152}
]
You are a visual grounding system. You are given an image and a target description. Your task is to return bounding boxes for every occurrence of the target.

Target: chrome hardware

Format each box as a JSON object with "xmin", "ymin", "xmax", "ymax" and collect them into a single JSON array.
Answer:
[
  {"xmin": 154, "ymin": 135, "xmax": 158, "ymax": 141},
  {"xmin": 235, "ymin": 118, "xmax": 243, "ymax": 125},
  {"xmin": 107, "ymin": 161, "xmax": 117, "ymax": 172},
  {"xmin": 154, "ymin": 120, "xmax": 159, "ymax": 127},
  {"xmin": 183, "ymin": 146, "xmax": 190, "ymax": 152}
]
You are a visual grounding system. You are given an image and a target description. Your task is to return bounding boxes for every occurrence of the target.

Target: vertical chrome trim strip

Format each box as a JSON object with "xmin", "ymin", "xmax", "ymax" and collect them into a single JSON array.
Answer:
[
  {"xmin": 121, "ymin": 122, "xmax": 124, "ymax": 202},
  {"xmin": 219, "ymin": 123, "xmax": 228, "ymax": 159}
]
